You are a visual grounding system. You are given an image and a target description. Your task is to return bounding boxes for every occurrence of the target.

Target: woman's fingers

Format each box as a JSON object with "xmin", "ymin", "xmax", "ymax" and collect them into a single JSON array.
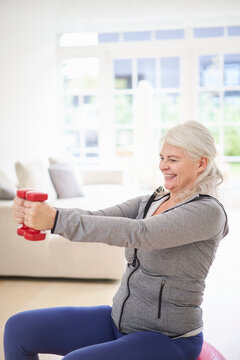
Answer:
[
  {"xmin": 14, "ymin": 216, "xmax": 25, "ymax": 224},
  {"xmin": 12, "ymin": 197, "xmax": 25, "ymax": 224}
]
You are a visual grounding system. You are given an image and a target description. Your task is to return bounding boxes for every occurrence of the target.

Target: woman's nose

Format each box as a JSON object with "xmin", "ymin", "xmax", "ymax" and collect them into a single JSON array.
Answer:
[{"xmin": 159, "ymin": 160, "xmax": 169, "ymax": 171}]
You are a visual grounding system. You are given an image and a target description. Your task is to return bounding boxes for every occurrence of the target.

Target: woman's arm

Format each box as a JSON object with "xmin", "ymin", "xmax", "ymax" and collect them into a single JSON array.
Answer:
[
  {"xmin": 66, "ymin": 195, "xmax": 145, "ymax": 218},
  {"xmin": 13, "ymin": 195, "xmax": 146, "ymax": 231},
  {"xmin": 53, "ymin": 197, "xmax": 228, "ymax": 249}
]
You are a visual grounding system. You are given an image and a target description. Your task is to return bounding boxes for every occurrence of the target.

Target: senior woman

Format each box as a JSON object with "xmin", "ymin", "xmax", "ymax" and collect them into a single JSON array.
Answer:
[{"xmin": 4, "ymin": 121, "xmax": 228, "ymax": 360}]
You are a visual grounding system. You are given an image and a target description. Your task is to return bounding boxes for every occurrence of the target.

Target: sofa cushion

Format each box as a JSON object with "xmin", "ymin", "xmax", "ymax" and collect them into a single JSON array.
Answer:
[
  {"xmin": 15, "ymin": 159, "xmax": 57, "ymax": 201},
  {"xmin": 48, "ymin": 164, "xmax": 84, "ymax": 199}
]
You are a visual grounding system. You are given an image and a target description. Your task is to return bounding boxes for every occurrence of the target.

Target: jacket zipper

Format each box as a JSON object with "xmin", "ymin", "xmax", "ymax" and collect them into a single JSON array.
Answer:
[
  {"xmin": 118, "ymin": 249, "xmax": 139, "ymax": 331},
  {"xmin": 157, "ymin": 280, "xmax": 166, "ymax": 319}
]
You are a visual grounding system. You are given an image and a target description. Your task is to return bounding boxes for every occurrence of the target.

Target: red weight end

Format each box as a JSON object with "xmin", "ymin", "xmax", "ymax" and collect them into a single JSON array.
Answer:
[
  {"xmin": 25, "ymin": 191, "xmax": 48, "ymax": 202},
  {"xmin": 17, "ymin": 227, "xmax": 25, "ymax": 236},
  {"xmin": 24, "ymin": 231, "xmax": 46, "ymax": 241},
  {"xmin": 17, "ymin": 224, "xmax": 29, "ymax": 236},
  {"xmin": 17, "ymin": 188, "xmax": 34, "ymax": 199}
]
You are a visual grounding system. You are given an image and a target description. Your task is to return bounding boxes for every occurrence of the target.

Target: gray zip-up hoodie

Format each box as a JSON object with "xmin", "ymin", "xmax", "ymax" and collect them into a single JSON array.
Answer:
[{"xmin": 53, "ymin": 192, "xmax": 228, "ymax": 338}]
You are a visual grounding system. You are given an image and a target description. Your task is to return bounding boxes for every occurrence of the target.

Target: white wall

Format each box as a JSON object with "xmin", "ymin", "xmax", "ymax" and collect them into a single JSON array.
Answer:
[
  {"xmin": 57, "ymin": 0, "xmax": 240, "ymax": 32},
  {"xmin": 0, "ymin": 0, "xmax": 59, "ymax": 181}
]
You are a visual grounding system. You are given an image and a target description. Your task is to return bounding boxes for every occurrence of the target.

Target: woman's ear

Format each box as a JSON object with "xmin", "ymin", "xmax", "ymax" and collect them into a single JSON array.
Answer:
[{"xmin": 197, "ymin": 157, "xmax": 208, "ymax": 173}]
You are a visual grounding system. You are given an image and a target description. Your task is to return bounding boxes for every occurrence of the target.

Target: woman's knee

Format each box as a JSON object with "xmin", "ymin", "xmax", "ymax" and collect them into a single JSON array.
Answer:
[
  {"xmin": 4, "ymin": 312, "xmax": 32, "ymax": 360},
  {"xmin": 4, "ymin": 311, "xmax": 29, "ymax": 343}
]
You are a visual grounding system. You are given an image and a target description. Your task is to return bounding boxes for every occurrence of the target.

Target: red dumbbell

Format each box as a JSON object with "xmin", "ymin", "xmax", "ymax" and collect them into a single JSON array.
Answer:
[
  {"xmin": 17, "ymin": 189, "xmax": 34, "ymax": 236},
  {"xmin": 16, "ymin": 189, "xmax": 48, "ymax": 241}
]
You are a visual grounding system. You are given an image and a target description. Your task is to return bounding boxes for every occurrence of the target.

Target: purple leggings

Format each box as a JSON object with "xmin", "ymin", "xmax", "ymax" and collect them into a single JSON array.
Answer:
[{"xmin": 4, "ymin": 305, "xmax": 203, "ymax": 360}]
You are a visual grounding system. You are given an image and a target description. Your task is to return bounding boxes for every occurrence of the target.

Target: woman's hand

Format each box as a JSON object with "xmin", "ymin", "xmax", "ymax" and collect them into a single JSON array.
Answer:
[
  {"xmin": 12, "ymin": 197, "xmax": 57, "ymax": 231},
  {"xmin": 23, "ymin": 201, "xmax": 57, "ymax": 230}
]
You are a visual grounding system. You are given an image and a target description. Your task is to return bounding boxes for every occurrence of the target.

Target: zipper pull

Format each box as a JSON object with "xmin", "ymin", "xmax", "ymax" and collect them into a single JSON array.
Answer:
[{"xmin": 154, "ymin": 186, "xmax": 165, "ymax": 196}]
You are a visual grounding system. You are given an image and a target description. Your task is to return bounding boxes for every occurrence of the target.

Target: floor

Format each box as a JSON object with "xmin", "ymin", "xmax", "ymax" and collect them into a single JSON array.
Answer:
[{"xmin": 1, "ymin": 204, "xmax": 240, "ymax": 360}]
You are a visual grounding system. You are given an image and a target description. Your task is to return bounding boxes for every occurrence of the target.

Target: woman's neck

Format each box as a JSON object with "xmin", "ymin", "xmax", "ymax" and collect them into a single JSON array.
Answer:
[{"xmin": 167, "ymin": 193, "xmax": 179, "ymax": 206}]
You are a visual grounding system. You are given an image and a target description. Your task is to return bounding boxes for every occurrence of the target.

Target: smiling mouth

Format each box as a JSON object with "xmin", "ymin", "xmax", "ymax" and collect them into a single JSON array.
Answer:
[{"xmin": 164, "ymin": 174, "xmax": 177, "ymax": 179}]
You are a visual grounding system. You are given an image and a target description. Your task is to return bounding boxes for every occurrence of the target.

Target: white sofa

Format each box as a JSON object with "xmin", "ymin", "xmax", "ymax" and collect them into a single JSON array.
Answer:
[{"xmin": 0, "ymin": 163, "xmax": 149, "ymax": 280}]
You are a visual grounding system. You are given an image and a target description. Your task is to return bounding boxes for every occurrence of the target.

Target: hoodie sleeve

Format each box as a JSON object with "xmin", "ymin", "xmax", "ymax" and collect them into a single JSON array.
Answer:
[{"xmin": 53, "ymin": 197, "xmax": 228, "ymax": 250}]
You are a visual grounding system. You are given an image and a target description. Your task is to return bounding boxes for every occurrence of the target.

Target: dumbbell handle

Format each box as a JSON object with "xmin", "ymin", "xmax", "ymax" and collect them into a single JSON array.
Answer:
[{"xmin": 16, "ymin": 189, "xmax": 48, "ymax": 241}]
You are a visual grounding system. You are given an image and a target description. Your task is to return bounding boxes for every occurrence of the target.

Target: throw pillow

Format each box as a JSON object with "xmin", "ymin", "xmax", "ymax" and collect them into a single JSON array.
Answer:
[
  {"xmin": 15, "ymin": 159, "xmax": 57, "ymax": 201},
  {"xmin": 48, "ymin": 164, "xmax": 84, "ymax": 198},
  {"xmin": 48, "ymin": 155, "xmax": 84, "ymax": 188}
]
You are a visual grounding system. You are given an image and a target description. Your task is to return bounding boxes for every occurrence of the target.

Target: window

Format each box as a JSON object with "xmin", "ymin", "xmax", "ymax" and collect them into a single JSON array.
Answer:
[
  {"xmin": 156, "ymin": 29, "xmax": 184, "ymax": 40},
  {"xmin": 60, "ymin": 33, "xmax": 98, "ymax": 46},
  {"xmin": 113, "ymin": 56, "xmax": 181, "ymax": 157},
  {"xmin": 59, "ymin": 26, "xmax": 240, "ymax": 170},
  {"xmin": 98, "ymin": 32, "xmax": 119, "ymax": 43},
  {"xmin": 227, "ymin": 26, "xmax": 240, "ymax": 37},
  {"xmin": 123, "ymin": 31, "xmax": 152, "ymax": 42},
  {"xmin": 59, "ymin": 29, "xmax": 185, "ymax": 46},
  {"xmin": 61, "ymin": 58, "xmax": 100, "ymax": 163},
  {"xmin": 194, "ymin": 27, "xmax": 224, "ymax": 38},
  {"xmin": 198, "ymin": 53, "xmax": 240, "ymax": 157}
]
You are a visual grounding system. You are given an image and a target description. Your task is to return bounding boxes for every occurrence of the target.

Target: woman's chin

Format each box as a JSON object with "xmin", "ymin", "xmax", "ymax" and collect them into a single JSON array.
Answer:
[{"xmin": 164, "ymin": 182, "xmax": 176, "ymax": 192}]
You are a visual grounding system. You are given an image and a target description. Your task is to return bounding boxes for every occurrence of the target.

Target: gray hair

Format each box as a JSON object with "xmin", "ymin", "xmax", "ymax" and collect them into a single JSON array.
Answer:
[{"xmin": 160, "ymin": 121, "xmax": 223, "ymax": 200}]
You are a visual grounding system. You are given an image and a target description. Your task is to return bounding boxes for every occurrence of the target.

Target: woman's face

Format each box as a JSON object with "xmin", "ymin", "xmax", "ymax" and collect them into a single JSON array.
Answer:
[{"xmin": 159, "ymin": 142, "xmax": 206, "ymax": 195}]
